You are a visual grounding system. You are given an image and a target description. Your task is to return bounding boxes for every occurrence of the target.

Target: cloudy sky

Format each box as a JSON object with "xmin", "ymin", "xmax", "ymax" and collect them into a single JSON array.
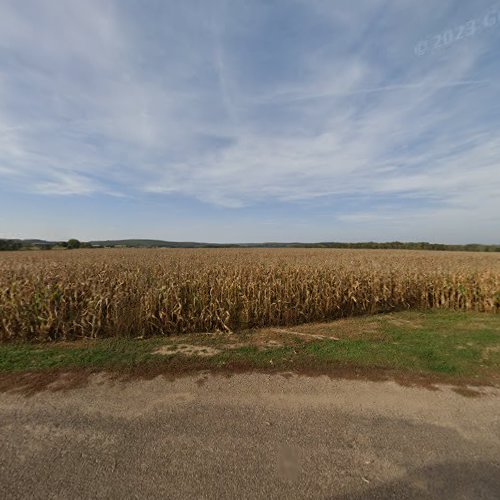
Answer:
[{"xmin": 0, "ymin": 0, "xmax": 499, "ymax": 243}]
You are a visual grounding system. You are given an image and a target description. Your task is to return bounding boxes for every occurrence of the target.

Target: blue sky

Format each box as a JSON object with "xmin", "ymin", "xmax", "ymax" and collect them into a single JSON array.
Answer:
[{"xmin": 0, "ymin": 0, "xmax": 499, "ymax": 243}]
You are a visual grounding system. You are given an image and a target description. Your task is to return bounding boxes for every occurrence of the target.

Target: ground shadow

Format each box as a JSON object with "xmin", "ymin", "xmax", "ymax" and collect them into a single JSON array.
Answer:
[{"xmin": 334, "ymin": 461, "xmax": 500, "ymax": 499}]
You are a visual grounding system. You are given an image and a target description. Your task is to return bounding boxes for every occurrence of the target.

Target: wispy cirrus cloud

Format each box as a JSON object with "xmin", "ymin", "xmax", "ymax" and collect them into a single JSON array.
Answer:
[{"xmin": 0, "ymin": 0, "xmax": 499, "ymax": 241}]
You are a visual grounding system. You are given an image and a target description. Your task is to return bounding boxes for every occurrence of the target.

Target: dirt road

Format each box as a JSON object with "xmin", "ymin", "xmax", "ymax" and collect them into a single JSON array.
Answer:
[{"xmin": 1, "ymin": 374, "xmax": 499, "ymax": 499}]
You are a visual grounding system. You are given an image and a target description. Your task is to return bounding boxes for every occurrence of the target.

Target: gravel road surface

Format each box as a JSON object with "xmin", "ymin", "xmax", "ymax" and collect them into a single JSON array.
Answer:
[{"xmin": 1, "ymin": 374, "xmax": 499, "ymax": 499}]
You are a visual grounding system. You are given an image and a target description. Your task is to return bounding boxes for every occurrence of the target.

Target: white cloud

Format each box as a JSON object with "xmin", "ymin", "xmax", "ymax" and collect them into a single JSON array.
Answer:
[{"xmin": 0, "ymin": 0, "xmax": 498, "ymax": 241}]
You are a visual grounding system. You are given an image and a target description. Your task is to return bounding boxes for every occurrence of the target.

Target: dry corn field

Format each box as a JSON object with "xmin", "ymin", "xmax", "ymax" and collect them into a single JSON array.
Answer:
[{"xmin": 0, "ymin": 248, "xmax": 499, "ymax": 342}]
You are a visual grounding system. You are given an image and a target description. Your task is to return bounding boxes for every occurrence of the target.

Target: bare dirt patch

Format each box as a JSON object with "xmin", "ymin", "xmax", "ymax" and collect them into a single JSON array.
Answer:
[
  {"xmin": 268, "ymin": 319, "xmax": 385, "ymax": 341},
  {"xmin": 227, "ymin": 329, "xmax": 287, "ymax": 348},
  {"xmin": 270, "ymin": 328, "xmax": 339, "ymax": 341},
  {"xmin": 154, "ymin": 344, "xmax": 221, "ymax": 357},
  {"xmin": 387, "ymin": 318, "xmax": 423, "ymax": 329},
  {"xmin": 223, "ymin": 339, "xmax": 286, "ymax": 350}
]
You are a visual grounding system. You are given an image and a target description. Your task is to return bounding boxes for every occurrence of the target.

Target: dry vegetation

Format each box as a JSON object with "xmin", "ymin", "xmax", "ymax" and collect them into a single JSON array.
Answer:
[{"xmin": 0, "ymin": 248, "xmax": 499, "ymax": 341}]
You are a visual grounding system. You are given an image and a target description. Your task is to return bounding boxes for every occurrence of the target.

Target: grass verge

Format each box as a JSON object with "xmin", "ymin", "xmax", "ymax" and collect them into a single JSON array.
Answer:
[{"xmin": 0, "ymin": 310, "xmax": 499, "ymax": 394}]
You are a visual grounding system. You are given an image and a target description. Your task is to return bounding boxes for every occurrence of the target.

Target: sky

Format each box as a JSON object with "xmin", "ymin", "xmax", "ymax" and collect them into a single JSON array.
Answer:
[{"xmin": 0, "ymin": 0, "xmax": 499, "ymax": 243}]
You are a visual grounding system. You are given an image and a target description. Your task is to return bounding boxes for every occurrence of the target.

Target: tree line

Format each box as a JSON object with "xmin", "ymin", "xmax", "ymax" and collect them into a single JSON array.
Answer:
[
  {"xmin": 1, "ymin": 238, "xmax": 499, "ymax": 252},
  {"xmin": 0, "ymin": 239, "xmax": 88, "ymax": 251}
]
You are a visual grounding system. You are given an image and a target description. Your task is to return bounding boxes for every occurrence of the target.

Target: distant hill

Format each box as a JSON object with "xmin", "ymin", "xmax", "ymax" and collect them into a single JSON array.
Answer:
[
  {"xmin": 88, "ymin": 239, "xmax": 245, "ymax": 248},
  {"xmin": 1, "ymin": 238, "xmax": 499, "ymax": 252},
  {"xmin": 89, "ymin": 239, "xmax": 207, "ymax": 248}
]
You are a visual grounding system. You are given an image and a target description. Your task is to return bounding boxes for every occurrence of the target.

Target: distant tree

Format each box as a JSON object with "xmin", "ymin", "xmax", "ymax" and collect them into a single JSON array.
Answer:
[
  {"xmin": 0, "ymin": 239, "xmax": 22, "ymax": 251},
  {"xmin": 67, "ymin": 239, "xmax": 81, "ymax": 249}
]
